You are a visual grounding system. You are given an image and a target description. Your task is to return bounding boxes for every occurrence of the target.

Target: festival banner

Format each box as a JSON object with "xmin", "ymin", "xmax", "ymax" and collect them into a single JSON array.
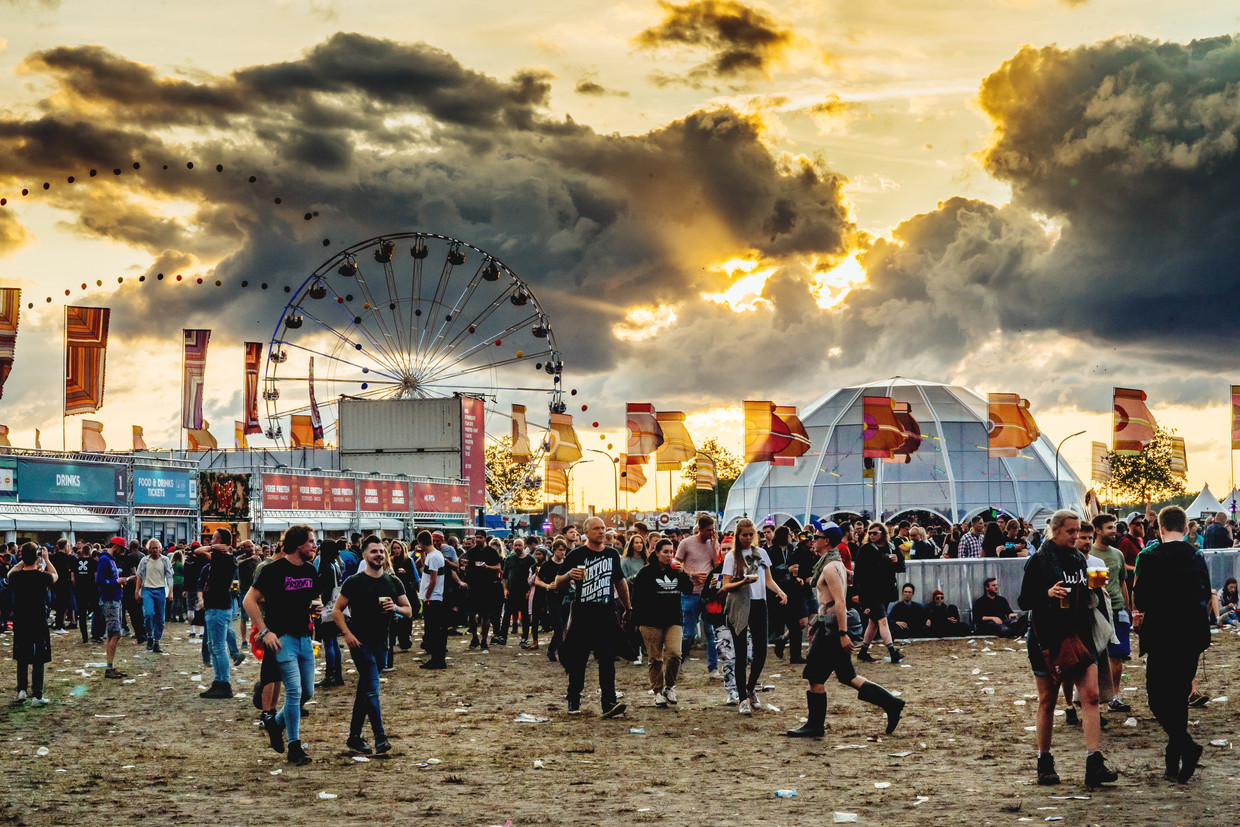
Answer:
[
  {"xmin": 511, "ymin": 403, "xmax": 530, "ymax": 464},
  {"xmin": 626, "ymin": 403, "xmax": 664, "ymax": 465},
  {"xmin": 547, "ymin": 412, "xmax": 583, "ymax": 464},
  {"xmin": 243, "ymin": 342, "xmax": 262, "ymax": 435},
  {"xmin": 619, "ymin": 454, "xmax": 647, "ymax": 494},
  {"xmin": 1090, "ymin": 441, "xmax": 1111, "ymax": 482},
  {"xmin": 64, "ymin": 305, "xmax": 110, "ymax": 415},
  {"xmin": 289, "ymin": 414, "xmax": 316, "ymax": 448},
  {"xmin": 327, "ymin": 478, "xmax": 357, "ymax": 511},
  {"xmin": 410, "ymin": 480, "xmax": 469, "ymax": 512},
  {"xmin": 1170, "ymin": 436, "xmax": 1188, "ymax": 476},
  {"xmin": 773, "ymin": 405, "xmax": 810, "ymax": 466},
  {"xmin": 308, "ymin": 357, "xmax": 324, "ymax": 445},
  {"xmin": 235, "ymin": 421, "xmax": 248, "ymax": 451},
  {"xmin": 987, "ymin": 393, "xmax": 1040, "ymax": 458},
  {"xmin": 1112, "ymin": 387, "xmax": 1156, "ymax": 455},
  {"xmin": 132, "ymin": 425, "xmax": 148, "ymax": 451},
  {"xmin": 544, "ymin": 459, "xmax": 568, "ymax": 497},
  {"xmin": 133, "ymin": 469, "xmax": 196, "ymax": 508},
  {"xmin": 695, "ymin": 452, "xmax": 717, "ymax": 490},
  {"xmin": 862, "ymin": 396, "xmax": 904, "ymax": 459},
  {"xmin": 187, "ymin": 424, "xmax": 218, "ymax": 450},
  {"xmin": 360, "ymin": 478, "xmax": 409, "ymax": 512},
  {"xmin": 744, "ymin": 400, "xmax": 792, "ymax": 463},
  {"xmin": 461, "ymin": 396, "xmax": 486, "ymax": 508},
  {"xmin": 81, "ymin": 419, "xmax": 106, "ymax": 452},
  {"xmin": 0, "ymin": 288, "xmax": 20, "ymax": 401},
  {"xmin": 655, "ymin": 411, "xmax": 696, "ymax": 471},
  {"xmin": 182, "ymin": 329, "xmax": 210, "ymax": 429},
  {"xmin": 883, "ymin": 402, "xmax": 922, "ymax": 464},
  {"xmin": 18, "ymin": 458, "xmax": 125, "ymax": 505},
  {"xmin": 1232, "ymin": 385, "xmax": 1240, "ymax": 450}
]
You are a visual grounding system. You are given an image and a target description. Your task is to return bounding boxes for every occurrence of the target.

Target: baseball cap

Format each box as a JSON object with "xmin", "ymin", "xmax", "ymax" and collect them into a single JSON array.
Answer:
[
  {"xmin": 108, "ymin": 536, "xmax": 127, "ymax": 548},
  {"xmin": 431, "ymin": 531, "xmax": 445, "ymax": 540}
]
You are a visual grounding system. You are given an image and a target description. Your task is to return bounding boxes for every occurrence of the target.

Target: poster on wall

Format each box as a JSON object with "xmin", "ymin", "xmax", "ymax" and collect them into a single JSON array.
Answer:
[
  {"xmin": 134, "ymin": 469, "xmax": 197, "ymax": 508},
  {"xmin": 0, "ymin": 456, "xmax": 15, "ymax": 503},
  {"xmin": 200, "ymin": 472, "xmax": 250, "ymax": 519},
  {"xmin": 410, "ymin": 480, "xmax": 469, "ymax": 512},
  {"xmin": 461, "ymin": 396, "xmax": 485, "ymax": 508},
  {"xmin": 359, "ymin": 479, "xmax": 409, "ymax": 512}
]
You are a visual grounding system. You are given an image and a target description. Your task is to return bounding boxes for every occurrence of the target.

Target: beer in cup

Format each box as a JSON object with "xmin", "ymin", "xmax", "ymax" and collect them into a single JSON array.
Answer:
[{"xmin": 1087, "ymin": 567, "xmax": 1109, "ymax": 589}]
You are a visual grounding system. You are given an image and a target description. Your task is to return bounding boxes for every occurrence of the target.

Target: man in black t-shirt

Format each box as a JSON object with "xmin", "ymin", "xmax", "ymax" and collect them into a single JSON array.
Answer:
[
  {"xmin": 50, "ymin": 540, "xmax": 76, "ymax": 631},
  {"xmin": 534, "ymin": 542, "xmax": 569, "ymax": 663},
  {"xmin": 333, "ymin": 535, "xmax": 413, "ymax": 755},
  {"xmin": 9, "ymin": 543, "xmax": 57, "ymax": 705},
  {"xmin": 244, "ymin": 524, "xmax": 319, "ymax": 765},
  {"xmin": 972, "ymin": 577, "xmax": 1026, "ymax": 638},
  {"xmin": 553, "ymin": 517, "xmax": 631, "ymax": 717},
  {"xmin": 195, "ymin": 529, "xmax": 240, "ymax": 698},
  {"xmin": 502, "ymin": 540, "xmax": 536, "ymax": 647},
  {"xmin": 73, "ymin": 545, "xmax": 100, "ymax": 643},
  {"xmin": 466, "ymin": 535, "xmax": 503, "ymax": 651}
]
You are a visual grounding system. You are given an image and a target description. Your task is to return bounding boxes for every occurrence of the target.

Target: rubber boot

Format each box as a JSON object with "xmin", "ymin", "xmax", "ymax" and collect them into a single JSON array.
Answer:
[
  {"xmin": 857, "ymin": 643, "xmax": 874, "ymax": 662},
  {"xmin": 857, "ymin": 680, "xmax": 905, "ymax": 734},
  {"xmin": 1085, "ymin": 751, "xmax": 1119, "ymax": 788},
  {"xmin": 785, "ymin": 691, "xmax": 826, "ymax": 737},
  {"xmin": 887, "ymin": 644, "xmax": 904, "ymax": 663},
  {"xmin": 789, "ymin": 629, "xmax": 805, "ymax": 664}
]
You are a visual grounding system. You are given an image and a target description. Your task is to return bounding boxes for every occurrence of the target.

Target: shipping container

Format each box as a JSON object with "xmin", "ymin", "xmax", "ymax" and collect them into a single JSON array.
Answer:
[
  {"xmin": 338, "ymin": 397, "xmax": 463, "ymax": 453},
  {"xmin": 341, "ymin": 452, "xmax": 462, "ymax": 479}
]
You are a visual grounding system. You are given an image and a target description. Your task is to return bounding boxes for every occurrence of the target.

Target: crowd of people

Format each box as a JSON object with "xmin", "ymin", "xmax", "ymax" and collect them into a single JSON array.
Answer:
[{"xmin": 1, "ymin": 504, "xmax": 1231, "ymax": 787}]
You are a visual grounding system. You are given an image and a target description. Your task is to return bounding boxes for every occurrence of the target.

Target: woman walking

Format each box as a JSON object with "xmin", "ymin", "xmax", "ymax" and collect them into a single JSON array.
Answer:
[
  {"xmin": 719, "ymin": 519, "xmax": 787, "ymax": 715},
  {"xmin": 854, "ymin": 522, "xmax": 905, "ymax": 664},
  {"xmin": 631, "ymin": 538, "xmax": 693, "ymax": 707},
  {"xmin": 315, "ymin": 540, "xmax": 345, "ymax": 688}
]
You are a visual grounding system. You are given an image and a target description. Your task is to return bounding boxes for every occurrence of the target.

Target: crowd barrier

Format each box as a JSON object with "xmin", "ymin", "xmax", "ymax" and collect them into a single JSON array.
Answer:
[{"xmin": 898, "ymin": 551, "xmax": 1240, "ymax": 627}]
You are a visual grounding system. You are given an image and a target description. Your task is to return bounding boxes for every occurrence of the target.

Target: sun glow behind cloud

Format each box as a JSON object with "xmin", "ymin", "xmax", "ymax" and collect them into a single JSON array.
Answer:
[
  {"xmin": 702, "ymin": 256, "xmax": 776, "ymax": 311},
  {"xmin": 613, "ymin": 304, "xmax": 679, "ymax": 342},
  {"xmin": 809, "ymin": 252, "xmax": 867, "ymax": 308}
]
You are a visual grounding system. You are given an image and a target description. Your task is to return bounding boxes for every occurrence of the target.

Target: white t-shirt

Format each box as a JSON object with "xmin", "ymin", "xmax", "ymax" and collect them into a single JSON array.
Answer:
[
  {"xmin": 419, "ymin": 549, "xmax": 445, "ymax": 601},
  {"xmin": 721, "ymin": 547, "xmax": 772, "ymax": 600}
]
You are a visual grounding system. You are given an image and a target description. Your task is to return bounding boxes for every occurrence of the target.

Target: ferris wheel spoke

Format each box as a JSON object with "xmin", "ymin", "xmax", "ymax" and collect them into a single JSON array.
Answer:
[
  {"xmin": 420, "ymin": 313, "xmax": 541, "ymax": 380},
  {"xmin": 318, "ymin": 278, "xmax": 410, "ymax": 372},
  {"xmin": 421, "ymin": 350, "xmax": 544, "ymax": 386},
  {"xmin": 292, "ymin": 308, "xmax": 405, "ymax": 379},
  {"xmin": 349, "ymin": 264, "xmax": 409, "ymax": 373},
  {"xmin": 417, "ymin": 246, "xmax": 464, "ymax": 357},
  {"xmin": 379, "ymin": 258, "xmax": 411, "ymax": 363},
  {"xmin": 276, "ymin": 339, "xmax": 403, "ymax": 383},
  {"xmin": 418, "ymin": 259, "xmax": 487, "ymax": 370},
  {"xmin": 418, "ymin": 291, "xmax": 512, "ymax": 373}
]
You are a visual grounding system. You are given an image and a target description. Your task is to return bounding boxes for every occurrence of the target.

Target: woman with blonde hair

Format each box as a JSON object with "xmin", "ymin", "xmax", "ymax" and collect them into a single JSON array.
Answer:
[
  {"xmin": 854, "ymin": 522, "xmax": 905, "ymax": 663},
  {"xmin": 718, "ymin": 519, "xmax": 787, "ymax": 714}
]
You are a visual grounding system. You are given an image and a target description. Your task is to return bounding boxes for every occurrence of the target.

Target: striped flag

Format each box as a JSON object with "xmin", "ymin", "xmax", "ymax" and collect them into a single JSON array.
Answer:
[
  {"xmin": 1232, "ymin": 385, "xmax": 1240, "ymax": 450},
  {"xmin": 695, "ymin": 452, "xmax": 716, "ymax": 490},
  {"xmin": 744, "ymin": 400, "xmax": 793, "ymax": 463},
  {"xmin": 188, "ymin": 423, "xmax": 218, "ymax": 450},
  {"xmin": 655, "ymin": 411, "xmax": 695, "ymax": 471},
  {"xmin": 1170, "ymin": 436, "xmax": 1188, "ymax": 476},
  {"xmin": 1112, "ymin": 387, "xmax": 1155, "ymax": 455},
  {"xmin": 1090, "ymin": 441, "xmax": 1111, "ymax": 482},
  {"xmin": 82, "ymin": 419, "xmax": 106, "ymax": 452},
  {"xmin": 544, "ymin": 460, "xmax": 568, "ymax": 497},
  {"xmin": 182, "ymin": 329, "xmax": 211, "ymax": 429},
  {"xmin": 289, "ymin": 414, "xmax": 317, "ymax": 448},
  {"xmin": 65, "ymin": 306, "xmax": 110, "ymax": 415},
  {"xmin": 548, "ymin": 413, "xmax": 582, "ymax": 463},
  {"xmin": 308, "ymin": 357, "xmax": 324, "ymax": 445},
  {"xmin": 511, "ymin": 404, "xmax": 530, "ymax": 464},
  {"xmin": 619, "ymin": 454, "xmax": 647, "ymax": 494},
  {"xmin": 626, "ymin": 403, "xmax": 663, "ymax": 465},
  {"xmin": 243, "ymin": 343, "xmax": 262, "ymax": 435}
]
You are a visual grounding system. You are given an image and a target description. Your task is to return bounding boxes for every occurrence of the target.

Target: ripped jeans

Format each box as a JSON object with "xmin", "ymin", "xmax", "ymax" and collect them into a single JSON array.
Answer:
[{"xmin": 713, "ymin": 625, "xmax": 753, "ymax": 696}]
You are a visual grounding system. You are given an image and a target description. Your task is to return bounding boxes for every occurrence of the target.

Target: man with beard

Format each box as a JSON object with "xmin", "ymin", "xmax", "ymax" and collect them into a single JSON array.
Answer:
[
  {"xmin": 972, "ymin": 577, "xmax": 1027, "ymax": 638},
  {"xmin": 1133, "ymin": 506, "xmax": 1212, "ymax": 783},
  {"xmin": 1091, "ymin": 514, "xmax": 1131, "ymax": 713},
  {"xmin": 49, "ymin": 539, "xmax": 76, "ymax": 633},
  {"xmin": 195, "ymin": 529, "xmax": 240, "ymax": 698}
]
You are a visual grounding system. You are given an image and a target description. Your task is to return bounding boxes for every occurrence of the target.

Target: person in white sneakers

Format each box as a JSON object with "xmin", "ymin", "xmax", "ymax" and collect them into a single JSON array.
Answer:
[
  {"xmin": 630, "ymin": 538, "xmax": 692, "ymax": 707},
  {"xmin": 718, "ymin": 519, "xmax": 786, "ymax": 715}
]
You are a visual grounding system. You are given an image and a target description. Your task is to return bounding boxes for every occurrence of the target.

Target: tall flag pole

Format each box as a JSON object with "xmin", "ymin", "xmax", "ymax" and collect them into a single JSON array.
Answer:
[
  {"xmin": 243, "ymin": 343, "xmax": 262, "ymax": 436},
  {"xmin": 1112, "ymin": 387, "xmax": 1156, "ymax": 455},
  {"xmin": 986, "ymin": 393, "xmax": 1040, "ymax": 458},
  {"xmin": 0, "ymin": 287, "xmax": 20, "ymax": 401}
]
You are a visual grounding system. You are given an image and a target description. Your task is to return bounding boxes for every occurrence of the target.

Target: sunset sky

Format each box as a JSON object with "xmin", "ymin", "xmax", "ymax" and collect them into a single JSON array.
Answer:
[{"xmin": 2, "ymin": 0, "xmax": 1239, "ymax": 511}]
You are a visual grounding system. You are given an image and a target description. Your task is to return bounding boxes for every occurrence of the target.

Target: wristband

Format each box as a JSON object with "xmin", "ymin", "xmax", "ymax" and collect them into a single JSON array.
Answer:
[
  {"xmin": 258, "ymin": 628, "xmax": 269, "ymax": 638},
  {"xmin": 837, "ymin": 630, "xmax": 849, "ymax": 637}
]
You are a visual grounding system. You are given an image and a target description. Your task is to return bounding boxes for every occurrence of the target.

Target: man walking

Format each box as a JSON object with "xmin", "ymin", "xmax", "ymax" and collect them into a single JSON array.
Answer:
[
  {"xmin": 555, "ymin": 517, "xmax": 631, "ymax": 717},
  {"xmin": 1133, "ymin": 506, "xmax": 1212, "ymax": 782},
  {"xmin": 96, "ymin": 537, "xmax": 129, "ymax": 678},
  {"xmin": 134, "ymin": 539, "xmax": 174, "ymax": 653},
  {"xmin": 333, "ymin": 535, "xmax": 413, "ymax": 754},
  {"xmin": 245, "ymin": 524, "xmax": 319, "ymax": 765},
  {"xmin": 417, "ymin": 531, "xmax": 448, "ymax": 669},
  {"xmin": 73, "ymin": 543, "xmax": 100, "ymax": 644},
  {"xmin": 1092, "ymin": 515, "xmax": 1132, "ymax": 713},
  {"xmin": 674, "ymin": 514, "xmax": 720, "ymax": 677},
  {"xmin": 196, "ymin": 529, "xmax": 239, "ymax": 698}
]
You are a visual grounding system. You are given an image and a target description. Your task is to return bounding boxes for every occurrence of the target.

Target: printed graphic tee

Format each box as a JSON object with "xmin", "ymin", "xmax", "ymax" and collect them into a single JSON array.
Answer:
[
  {"xmin": 252, "ymin": 557, "xmax": 318, "ymax": 638},
  {"xmin": 562, "ymin": 545, "xmax": 623, "ymax": 608}
]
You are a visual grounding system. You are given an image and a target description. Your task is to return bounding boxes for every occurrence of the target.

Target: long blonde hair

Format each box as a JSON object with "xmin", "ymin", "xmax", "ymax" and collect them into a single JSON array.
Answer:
[{"xmin": 733, "ymin": 518, "xmax": 756, "ymax": 579}]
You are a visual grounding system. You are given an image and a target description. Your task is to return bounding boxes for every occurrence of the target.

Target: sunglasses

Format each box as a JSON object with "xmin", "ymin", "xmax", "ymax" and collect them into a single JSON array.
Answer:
[
  {"xmin": 814, "ymin": 534, "xmax": 828, "ymax": 540},
  {"xmin": 868, "ymin": 530, "xmax": 882, "ymax": 536}
]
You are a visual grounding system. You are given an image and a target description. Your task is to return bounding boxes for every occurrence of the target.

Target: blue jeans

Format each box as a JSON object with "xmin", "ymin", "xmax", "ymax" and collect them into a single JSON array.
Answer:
[
  {"xmin": 349, "ymin": 644, "xmax": 387, "ymax": 741},
  {"xmin": 205, "ymin": 608, "xmax": 233, "ymax": 684},
  {"xmin": 141, "ymin": 588, "xmax": 167, "ymax": 642},
  {"xmin": 680, "ymin": 594, "xmax": 717, "ymax": 670},
  {"xmin": 275, "ymin": 634, "xmax": 316, "ymax": 743}
]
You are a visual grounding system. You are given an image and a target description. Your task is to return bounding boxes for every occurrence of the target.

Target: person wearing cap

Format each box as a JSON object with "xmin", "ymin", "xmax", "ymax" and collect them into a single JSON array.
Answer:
[{"xmin": 96, "ymin": 537, "xmax": 129, "ymax": 678}]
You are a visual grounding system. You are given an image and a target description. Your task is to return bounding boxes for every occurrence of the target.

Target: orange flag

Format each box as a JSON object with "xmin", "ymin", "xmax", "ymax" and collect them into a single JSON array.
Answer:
[
  {"xmin": 773, "ymin": 406, "xmax": 810, "ymax": 466},
  {"xmin": 1112, "ymin": 387, "xmax": 1155, "ymax": 455},
  {"xmin": 862, "ymin": 396, "xmax": 904, "ymax": 459},
  {"xmin": 987, "ymin": 393, "xmax": 1039, "ymax": 458}
]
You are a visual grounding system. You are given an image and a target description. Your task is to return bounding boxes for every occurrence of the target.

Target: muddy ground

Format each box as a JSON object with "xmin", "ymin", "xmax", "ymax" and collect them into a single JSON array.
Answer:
[{"xmin": 2, "ymin": 621, "xmax": 1238, "ymax": 826}]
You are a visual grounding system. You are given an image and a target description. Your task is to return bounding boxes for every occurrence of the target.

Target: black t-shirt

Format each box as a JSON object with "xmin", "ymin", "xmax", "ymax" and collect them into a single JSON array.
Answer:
[
  {"xmin": 972, "ymin": 593, "xmax": 1014, "ymax": 622},
  {"xmin": 340, "ymin": 571, "xmax": 407, "ymax": 649},
  {"xmin": 9, "ymin": 569, "xmax": 54, "ymax": 621},
  {"xmin": 467, "ymin": 545, "xmax": 502, "ymax": 589},
  {"xmin": 73, "ymin": 556, "xmax": 98, "ymax": 597},
  {"xmin": 562, "ymin": 545, "xmax": 623, "ymax": 607},
  {"xmin": 203, "ymin": 549, "xmax": 238, "ymax": 610},
  {"xmin": 253, "ymin": 557, "xmax": 318, "ymax": 638},
  {"xmin": 503, "ymin": 554, "xmax": 536, "ymax": 593},
  {"xmin": 50, "ymin": 552, "xmax": 76, "ymax": 589},
  {"xmin": 238, "ymin": 556, "xmax": 258, "ymax": 595}
]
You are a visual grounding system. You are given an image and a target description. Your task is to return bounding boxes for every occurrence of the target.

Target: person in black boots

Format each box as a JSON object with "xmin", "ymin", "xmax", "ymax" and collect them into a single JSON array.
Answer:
[
  {"xmin": 787, "ymin": 527, "xmax": 904, "ymax": 738},
  {"xmin": 1133, "ymin": 505, "xmax": 1212, "ymax": 783},
  {"xmin": 853, "ymin": 522, "xmax": 904, "ymax": 663},
  {"xmin": 1018, "ymin": 510, "xmax": 1118, "ymax": 789}
]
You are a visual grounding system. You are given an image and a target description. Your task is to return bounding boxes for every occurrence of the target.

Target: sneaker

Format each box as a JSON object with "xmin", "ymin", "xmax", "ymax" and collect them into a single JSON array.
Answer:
[
  {"xmin": 104, "ymin": 668, "xmax": 128, "ymax": 679},
  {"xmin": 492, "ymin": 636, "xmax": 507, "ymax": 646},
  {"xmin": 567, "ymin": 699, "xmax": 581, "ymax": 714},
  {"xmin": 346, "ymin": 735, "xmax": 373, "ymax": 754},
  {"xmin": 663, "ymin": 686, "xmax": 678, "ymax": 705},
  {"xmin": 152, "ymin": 643, "xmax": 163, "ymax": 654},
  {"xmin": 707, "ymin": 669, "xmax": 720, "ymax": 680},
  {"xmin": 1107, "ymin": 698, "xmax": 1131, "ymax": 713},
  {"xmin": 654, "ymin": 692, "xmax": 668, "ymax": 708},
  {"xmin": 233, "ymin": 652, "xmax": 246, "ymax": 667},
  {"xmin": 738, "ymin": 699, "xmax": 753, "ymax": 716},
  {"xmin": 261, "ymin": 711, "xmax": 285, "ymax": 754},
  {"xmin": 286, "ymin": 740, "xmax": 311, "ymax": 766},
  {"xmin": 1037, "ymin": 753, "xmax": 1061, "ymax": 786},
  {"xmin": 1065, "ymin": 706, "xmax": 1080, "ymax": 726},
  {"xmin": 469, "ymin": 635, "xmax": 480, "ymax": 649},
  {"xmin": 601, "ymin": 702, "xmax": 627, "ymax": 719},
  {"xmin": 1188, "ymin": 691, "xmax": 1210, "ymax": 707},
  {"xmin": 748, "ymin": 690, "xmax": 762, "ymax": 710},
  {"xmin": 15, "ymin": 690, "xmax": 26, "ymax": 702},
  {"xmin": 30, "ymin": 697, "xmax": 48, "ymax": 707},
  {"xmin": 1085, "ymin": 751, "xmax": 1119, "ymax": 788},
  {"xmin": 374, "ymin": 739, "xmax": 392, "ymax": 755},
  {"xmin": 199, "ymin": 682, "xmax": 233, "ymax": 699},
  {"xmin": 725, "ymin": 690, "xmax": 740, "ymax": 706}
]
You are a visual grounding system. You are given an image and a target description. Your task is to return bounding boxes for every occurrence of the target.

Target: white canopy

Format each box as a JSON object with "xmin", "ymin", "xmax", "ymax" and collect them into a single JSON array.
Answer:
[
  {"xmin": 1187, "ymin": 484, "xmax": 1225, "ymax": 519},
  {"xmin": 1219, "ymin": 488, "xmax": 1240, "ymax": 514}
]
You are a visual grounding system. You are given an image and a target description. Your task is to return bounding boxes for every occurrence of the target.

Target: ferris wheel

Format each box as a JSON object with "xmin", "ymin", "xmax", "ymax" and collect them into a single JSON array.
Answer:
[{"xmin": 263, "ymin": 232, "xmax": 564, "ymax": 508}]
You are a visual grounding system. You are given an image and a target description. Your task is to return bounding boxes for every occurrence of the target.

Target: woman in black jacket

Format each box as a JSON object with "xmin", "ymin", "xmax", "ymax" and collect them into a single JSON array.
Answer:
[
  {"xmin": 1017, "ymin": 510, "xmax": 1117, "ymax": 789},
  {"xmin": 854, "ymin": 522, "xmax": 905, "ymax": 664},
  {"xmin": 767, "ymin": 526, "xmax": 804, "ymax": 662},
  {"xmin": 631, "ymin": 538, "xmax": 693, "ymax": 707}
]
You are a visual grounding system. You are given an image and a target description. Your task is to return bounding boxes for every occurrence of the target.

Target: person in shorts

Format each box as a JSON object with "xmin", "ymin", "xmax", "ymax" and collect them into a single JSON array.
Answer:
[{"xmin": 96, "ymin": 537, "xmax": 129, "ymax": 679}]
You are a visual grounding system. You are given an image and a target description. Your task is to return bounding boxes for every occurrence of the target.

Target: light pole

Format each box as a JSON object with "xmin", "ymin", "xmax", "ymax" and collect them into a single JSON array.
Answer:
[
  {"xmin": 1054, "ymin": 430, "xmax": 1086, "ymax": 510},
  {"xmin": 587, "ymin": 448, "xmax": 619, "ymax": 514},
  {"xmin": 566, "ymin": 458, "xmax": 592, "ymax": 517}
]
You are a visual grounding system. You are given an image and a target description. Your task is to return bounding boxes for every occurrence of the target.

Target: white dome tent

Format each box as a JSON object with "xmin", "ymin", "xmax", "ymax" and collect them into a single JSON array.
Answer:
[{"xmin": 722, "ymin": 377, "xmax": 1087, "ymax": 529}]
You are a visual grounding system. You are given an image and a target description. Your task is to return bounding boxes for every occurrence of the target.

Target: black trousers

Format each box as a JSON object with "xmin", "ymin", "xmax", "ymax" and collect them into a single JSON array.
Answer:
[
  {"xmin": 730, "ymin": 599, "xmax": 769, "ymax": 696},
  {"xmin": 422, "ymin": 600, "xmax": 447, "ymax": 664},
  {"xmin": 17, "ymin": 661, "xmax": 44, "ymax": 697},
  {"xmin": 501, "ymin": 590, "xmax": 531, "ymax": 639},
  {"xmin": 563, "ymin": 607, "xmax": 617, "ymax": 709},
  {"xmin": 1146, "ymin": 648, "xmax": 1199, "ymax": 750}
]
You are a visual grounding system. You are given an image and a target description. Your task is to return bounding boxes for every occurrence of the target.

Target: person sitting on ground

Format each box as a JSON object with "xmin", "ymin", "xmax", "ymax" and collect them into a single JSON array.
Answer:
[
  {"xmin": 925, "ymin": 589, "xmax": 965, "ymax": 636},
  {"xmin": 972, "ymin": 577, "xmax": 1027, "ymax": 637},
  {"xmin": 887, "ymin": 583, "xmax": 926, "ymax": 639},
  {"xmin": 1217, "ymin": 577, "xmax": 1239, "ymax": 627}
]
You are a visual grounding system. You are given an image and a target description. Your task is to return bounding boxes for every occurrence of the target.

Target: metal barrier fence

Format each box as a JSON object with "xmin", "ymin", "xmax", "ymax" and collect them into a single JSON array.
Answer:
[{"xmin": 898, "ymin": 550, "xmax": 1240, "ymax": 626}]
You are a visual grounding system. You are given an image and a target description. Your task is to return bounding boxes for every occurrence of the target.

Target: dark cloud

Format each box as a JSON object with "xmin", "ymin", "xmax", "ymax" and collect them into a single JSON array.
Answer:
[
  {"xmin": 574, "ymin": 78, "xmax": 629, "ymax": 97},
  {"xmin": 633, "ymin": 0, "xmax": 795, "ymax": 83}
]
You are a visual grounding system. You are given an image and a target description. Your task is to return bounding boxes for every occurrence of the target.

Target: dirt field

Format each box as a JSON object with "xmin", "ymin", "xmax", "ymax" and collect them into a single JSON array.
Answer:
[{"xmin": 3, "ymin": 622, "xmax": 1239, "ymax": 826}]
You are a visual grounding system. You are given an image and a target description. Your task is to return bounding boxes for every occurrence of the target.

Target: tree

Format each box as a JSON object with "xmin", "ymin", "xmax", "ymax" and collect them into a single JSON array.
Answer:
[
  {"xmin": 485, "ymin": 436, "xmax": 543, "ymax": 511},
  {"xmin": 1101, "ymin": 425, "xmax": 1186, "ymax": 505},
  {"xmin": 671, "ymin": 438, "xmax": 745, "ymax": 512}
]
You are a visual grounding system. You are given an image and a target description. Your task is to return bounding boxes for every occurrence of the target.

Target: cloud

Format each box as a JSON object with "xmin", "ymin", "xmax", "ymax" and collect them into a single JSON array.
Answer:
[
  {"xmin": 0, "ymin": 210, "xmax": 31, "ymax": 256},
  {"xmin": 574, "ymin": 77, "xmax": 630, "ymax": 97},
  {"xmin": 633, "ymin": 0, "xmax": 795, "ymax": 83}
]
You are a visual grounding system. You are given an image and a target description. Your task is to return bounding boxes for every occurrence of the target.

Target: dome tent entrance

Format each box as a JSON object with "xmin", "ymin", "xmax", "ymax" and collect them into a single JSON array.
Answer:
[
  {"xmin": 722, "ymin": 378, "xmax": 1087, "ymax": 529},
  {"xmin": 1187, "ymin": 483, "xmax": 1224, "ymax": 520}
]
